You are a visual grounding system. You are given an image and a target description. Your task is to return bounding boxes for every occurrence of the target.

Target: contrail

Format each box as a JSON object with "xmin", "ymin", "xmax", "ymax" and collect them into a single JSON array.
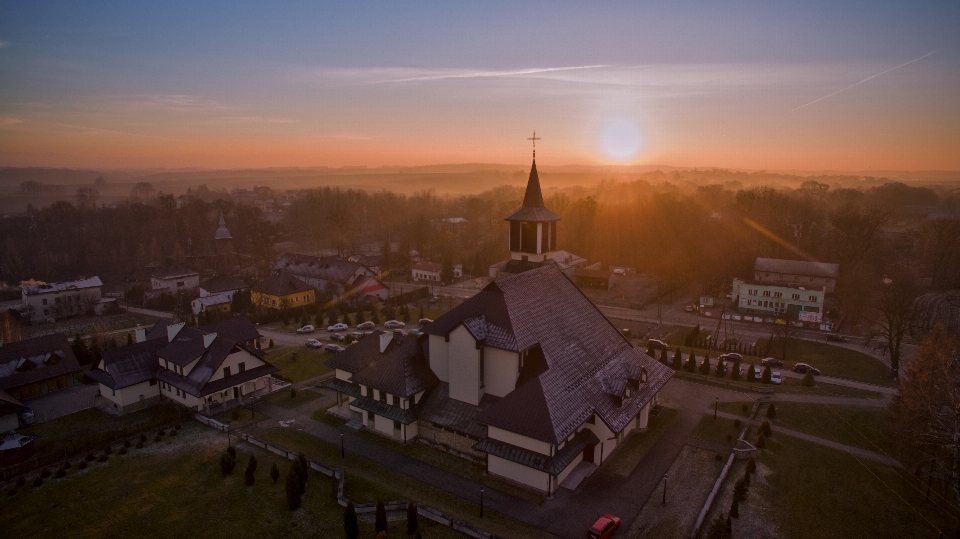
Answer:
[
  {"xmin": 791, "ymin": 50, "xmax": 936, "ymax": 111},
  {"xmin": 375, "ymin": 64, "xmax": 607, "ymax": 84}
]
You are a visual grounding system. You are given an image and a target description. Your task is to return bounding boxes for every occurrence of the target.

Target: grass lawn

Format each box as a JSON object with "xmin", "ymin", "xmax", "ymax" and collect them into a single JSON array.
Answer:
[
  {"xmin": 0, "ymin": 424, "xmax": 462, "ymax": 539},
  {"xmin": 603, "ymin": 408, "xmax": 679, "ymax": 477},
  {"xmin": 756, "ymin": 338, "xmax": 894, "ymax": 387},
  {"xmin": 313, "ymin": 408, "xmax": 347, "ymax": 428},
  {"xmin": 257, "ymin": 428, "xmax": 556, "ymax": 539},
  {"xmin": 674, "ymin": 370, "xmax": 882, "ymax": 399},
  {"xmin": 264, "ymin": 346, "xmax": 332, "ymax": 383},
  {"xmin": 759, "ymin": 435, "xmax": 959, "ymax": 539},
  {"xmin": 355, "ymin": 430, "xmax": 545, "ymax": 505},
  {"xmin": 266, "ymin": 388, "xmax": 323, "ymax": 409},
  {"xmin": 212, "ymin": 408, "xmax": 267, "ymax": 430},
  {"xmin": 717, "ymin": 401, "xmax": 756, "ymax": 417},
  {"xmin": 764, "ymin": 402, "xmax": 892, "ymax": 454},
  {"xmin": 691, "ymin": 414, "xmax": 746, "ymax": 448}
]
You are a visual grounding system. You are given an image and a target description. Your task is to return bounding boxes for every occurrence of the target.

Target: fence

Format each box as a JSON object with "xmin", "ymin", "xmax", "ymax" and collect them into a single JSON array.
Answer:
[{"xmin": 198, "ymin": 414, "xmax": 505, "ymax": 539}]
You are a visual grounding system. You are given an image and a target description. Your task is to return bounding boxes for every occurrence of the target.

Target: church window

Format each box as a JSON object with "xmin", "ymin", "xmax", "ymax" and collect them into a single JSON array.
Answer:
[
  {"xmin": 520, "ymin": 222, "xmax": 537, "ymax": 253},
  {"xmin": 479, "ymin": 347, "xmax": 485, "ymax": 389}
]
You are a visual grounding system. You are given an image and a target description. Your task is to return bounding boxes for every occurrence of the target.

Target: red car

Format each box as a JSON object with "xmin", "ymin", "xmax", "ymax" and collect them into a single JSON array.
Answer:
[{"xmin": 587, "ymin": 514, "xmax": 621, "ymax": 539}]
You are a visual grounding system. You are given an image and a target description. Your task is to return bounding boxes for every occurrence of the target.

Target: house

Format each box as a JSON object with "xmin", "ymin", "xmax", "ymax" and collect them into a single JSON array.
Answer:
[
  {"xmin": 251, "ymin": 271, "xmax": 315, "ymax": 311},
  {"xmin": 731, "ymin": 278, "xmax": 825, "ymax": 320},
  {"xmin": 150, "ymin": 268, "xmax": 200, "ymax": 294},
  {"xmin": 575, "ymin": 267, "xmax": 613, "ymax": 289},
  {"xmin": 272, "ymin": 253, "xmax": 388, "ymax": 304},
  {"xmin": 412, "ymin": 261, "xmax": 443, "ymax": 282},
  {"xmin": 191, "ymin": 294, "xmax": 232, "ymax": 316},
  {"xmin": 321, "ymin": 155, "xmax": 671, "ymax": 495},
  {"xmin": 0, "ymin": 389, "xmax": 26, "ymax": 432},
  {"xmin": 753, "ymin": 258, "xmax": 840, "ymax": 294},
  {"xmin": 21, "ymin": 277, "xmax": 103, "ymax": 323},
  {"xmin": 199, "ymin": 275, "xmax": 248, "ymax": 301},
  {"xmin": 0, "ymin": 334, "xmax": 82, "ymax": 401},
  {"xmin": 86, "ymin": 316, "xmax": 276, "ymax": 414}
]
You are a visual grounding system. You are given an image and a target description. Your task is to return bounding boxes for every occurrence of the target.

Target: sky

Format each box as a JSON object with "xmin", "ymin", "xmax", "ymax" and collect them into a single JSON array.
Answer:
[{"xmin": 1, "ymin": 1, "xmax": 959, "ymax": 171}]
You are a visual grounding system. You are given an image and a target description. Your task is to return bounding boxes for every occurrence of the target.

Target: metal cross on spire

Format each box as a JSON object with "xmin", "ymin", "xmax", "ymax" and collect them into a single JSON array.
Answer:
[{"xmin": 527, "ymin": 131, "xmax": 541, "ymax": 158}]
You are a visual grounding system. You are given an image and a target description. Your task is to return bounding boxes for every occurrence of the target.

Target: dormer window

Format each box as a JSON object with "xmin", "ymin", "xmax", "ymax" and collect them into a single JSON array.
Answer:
[{"xmin": 641, "ymin": 368, "xmax": 647, "ymax": 383}]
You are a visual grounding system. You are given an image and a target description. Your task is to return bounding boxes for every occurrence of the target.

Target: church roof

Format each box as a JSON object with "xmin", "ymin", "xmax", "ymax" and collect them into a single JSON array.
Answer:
[
  {"xmin": 215, "ymin": 211, "xmax": 233, "ymax": 240},
  {"xmin": 505, "ymin": 160, "xmax": 561, "ymax": 222}
]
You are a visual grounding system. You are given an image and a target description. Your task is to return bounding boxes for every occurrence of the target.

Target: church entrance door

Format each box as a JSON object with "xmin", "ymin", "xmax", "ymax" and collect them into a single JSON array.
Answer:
[{"xmin": 583, "ymin": 443, "xmax": 595, "ymax": 463}]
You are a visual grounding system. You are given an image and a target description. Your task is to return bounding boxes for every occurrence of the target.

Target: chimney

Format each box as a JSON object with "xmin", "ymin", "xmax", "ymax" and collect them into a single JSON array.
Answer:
[
  {"xmin": 379, "ymin": 331, "xmax": 394, "ymax": 353},
  {"xmin": 135, "ymin": 327, "xmax": 147, "ymax": 343},
  {"xmin": 203, "ymin": 332, "xmax": 218, "ymax": 349},
  {"xmin": 167, "ymin": 322, "xmax": 186, "ymax": 342}
]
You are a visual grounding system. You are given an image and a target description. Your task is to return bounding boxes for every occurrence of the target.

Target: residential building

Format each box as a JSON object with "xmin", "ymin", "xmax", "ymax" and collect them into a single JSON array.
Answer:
[
  {"xmin": 272, "ymin": 253, "xmax": 388, "ymax": 304},
  {"xmin": 20, "ymin": 277, "xmax": 103, "ymax": 323},
  {"xmin": 251, "ymin": 271, "xmax": 315, "ymax": 310},
  {"xmin": 732, "ymin": 278, "xmax": 825, "ymax": 320},
  {"xmin": 0, "ymin": 389, "xmax": 26, "ymax": 431},
  {"xmin": 150, "ymin": 268, "xmax": 200, "ymax": 294},
  {"xmin": 412, "ymin": 261, "xmax": 443, "ymax": 282},
  {"xmin": 199, "ymin": 275, "xmax": 247, "ymax": 301},
  {"xmin": 0, "ymin": 334, "xmax": 82, "ymax": 401},
  {"xmin": 753, "ymin": 258, "xmax": 840, "ymax": 293},
  {"xmin": 191, "ymin": 294, "xmax": 232, "ymax": 316},
  {"xmin": 87, "ymin": 316, "xmax": 276, "ymax": 414}
]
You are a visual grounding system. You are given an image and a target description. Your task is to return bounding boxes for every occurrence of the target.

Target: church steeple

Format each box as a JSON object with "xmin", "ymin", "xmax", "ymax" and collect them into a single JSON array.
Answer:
[
  {"xmin": 521, "ymin": 159, "xmax": 545, "ymax": 208},
  {"xmin": 504, "ymin": 134, "xmax": 560, "ymax": 262}
]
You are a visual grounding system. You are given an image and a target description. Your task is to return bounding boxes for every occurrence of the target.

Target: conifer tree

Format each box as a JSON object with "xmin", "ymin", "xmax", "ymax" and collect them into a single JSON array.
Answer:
[
  {"xmin": 375, "ymin": 501, "xmax": 388, "ymax": 534},
  {"xmin": 344, "ymin": 502, "xmax": 359, "ymax": 539}
]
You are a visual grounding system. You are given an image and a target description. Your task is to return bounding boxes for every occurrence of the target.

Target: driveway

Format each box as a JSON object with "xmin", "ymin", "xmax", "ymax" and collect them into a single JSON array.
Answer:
[{"xmin": 25, "ymin": 383, "xmax": 100, "ymax": 423}]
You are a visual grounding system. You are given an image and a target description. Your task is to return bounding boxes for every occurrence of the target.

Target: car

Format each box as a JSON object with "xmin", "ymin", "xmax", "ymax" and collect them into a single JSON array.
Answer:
[
  {"xmin": 770, "ymin": 371, "xmax": 783, "ymax": 385},
  {"xmin": 407, "ymin": 330, "xmax": 424, "ymax": 337},
  {"xmin": 296, "ymin": 325, "xmax": 315, "ymax": 334},
  {"xmin": 684, "ymin": 305, "xmax": 695, "ymax": 312},
  {"xmin": 760, "ymin": 357, "xmax": 783, "ymax": 367},
  {"xmin": 350, "ymin": 331, "xmax": 365, "ymax": 340},
  {"xmin": 356, "ymin": 321, "xmax": 375, "ymax": 330},
  {"xmin": 647, "ymin": 339, "xmax": 669, "ymax": 351},
  {"xmin": 418, "ymin": 318, "xmax": 433, "ymax": 326},
  {"xmin": 826, "ymin": 333, "xmax": 847, "ymax": 343},
  {"xmin": 793, "ymin": 363, "xmax": 821, "ymax": 375},
  {"xmin": 587, "ymin": 514, "xmax": 621, "ymax": 539},
  {"xmin": 702, "ymin": 311, "xmax": 713, "ymax": 317},
  {"xmin": 329, "ymin": 333, "xmax": 346, "ymax": 342},
  {"xmin": 323, "ymin": 344, "xmax": 345, "ymax": 353},
  {"xmin": 385, "ymin": 320, "xmax": 406, "ymax": 329},
  {"xmin": 429, "ymin": 296, "xmax": 439, "ymax": 304},
  {"xmin": 327, "ymin": 323, "xmax": 349, "ymax": 332},
  {"xmin": 305, "ymin": 339, "xmax": 323, "ymax": 349},
  {"xmin": 719, "ymin": 352, "xmax": 742, "ymax": 363}
]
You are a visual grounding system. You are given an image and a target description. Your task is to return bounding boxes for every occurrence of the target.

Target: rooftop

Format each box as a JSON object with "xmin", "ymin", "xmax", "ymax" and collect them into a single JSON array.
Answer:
[
  {"xmin": 0, "ymin": 334, "xmax": 82, "ymax": 390},
  {"xmin": 252, "ymin": 271, "xmax": 314, "ymax": 297},
  {"xmin": 504, "ymin": 160, "xmax": 560, "ymax": 223},
  {"xmin": 21, "ymin": 276, "xmax": 103, "ymax": 295},
  {"xmin": 754, "ymin": 258, "xmax": 839, "ymax": 279}
]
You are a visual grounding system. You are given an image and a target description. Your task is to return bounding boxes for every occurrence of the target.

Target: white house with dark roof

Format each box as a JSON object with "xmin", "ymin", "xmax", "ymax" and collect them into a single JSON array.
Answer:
[
  {"xmin": 150, "ymin": 268, "xmax": 200, "ymax": 294},
  {"xmin": 21, "ymin": 277, "xmax": 103, "ymax": 323},
  {"xmin": 87, "ymin": 316, "xmax": 277, "ymax": 414},
  {"xmin": 322, "ymin": 156, "xmax": 671, "ymax": 494}
]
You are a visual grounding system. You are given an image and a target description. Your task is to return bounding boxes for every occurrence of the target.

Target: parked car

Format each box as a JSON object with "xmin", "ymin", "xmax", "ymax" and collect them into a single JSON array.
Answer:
[
  {"xmin": 647, "ymin": 339, "xmax": 669, "ymax": 351},
  {"xmin": 329, "ymin": 333, "xmax": 346, "ymax": 342},
  {"xmin": 587, "ymin": 514, "xmax": 621, "ymax": 539},
  {"xmin": 793, "ymin": 363, "xmax": 821, "ymax": 375},
  {"xmin": 826, "ymin": 333, "xmax": 847, "ymax": 343},
  {"xmin": 305, "ymin": 339, "xmax": 323, "ymax": 349},
  {"xmin": 770, "ymin": 371, "xmax": 783, "ymax": 385},
  {"xmin": 760, "ymin": 357, "xmax": 783, "ymax": 367},
  {"xmin": 350, "ymin": 331, "xmax": 365, "ymax": 340},
  {"xmin": 429, "ymin": 296, "xmax": 439, "ymax": 304},
  {"xmin": 296, "ymin": 325, "xmax": 315, "ymax": 334},
  {"xmin": 385, "ymin": 320, "xmax": 406, "ymax": 329},
  {"xmin": 418, "ymin": 318, "xmax": 433, "ymax": 326},
  {"xmin": 357, "ymin": 321, "xmax": 375, "ymax": 330},
  {"xmin": 719, "ymin": 352, "xmax": 742, "ymax": 363},
  {"xmin": 684, "ymin": 305, "xmax": 695, "ymax": 312},
  {"xmin": 327, "ymin": 323, "xmax": 349, "ymax": 332},
  {"xmin": 324, "ymin": 344, "xmax": 345, "ymax": 353}
]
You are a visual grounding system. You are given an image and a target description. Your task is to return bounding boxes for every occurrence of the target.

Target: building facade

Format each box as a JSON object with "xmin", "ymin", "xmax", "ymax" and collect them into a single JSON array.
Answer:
[
  {"xmin": 150, "ymin": 268, "xmax": 200, "ymax": 294},
  {"xmin": 272, "ymin": 253, "xmax": 388, "ymax": 304},
  {"xmin": 732, "ymin": 278, "xmax": 825, "ymax": 319},
  {"xmin": 412, "ymin": 261, "xmax": 443, "ymax": 282},
  {"xmin": 251, "ymin": 271, "xmax": 315, "ymax": 310},
  {"xmin": 753, "ymin": 258, "xmax": 839, "ymax": 294},
  {"xmin": 21, "ymin": 277, "xmax": 103, "ymax": 322}
]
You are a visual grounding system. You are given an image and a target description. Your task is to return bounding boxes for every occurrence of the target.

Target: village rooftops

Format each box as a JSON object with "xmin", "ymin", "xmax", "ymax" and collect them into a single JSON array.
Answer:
[
  {"xmin": 252, "ymin": 271, "xmax": 313, "ymax": 297},
  {"xmin": 20, "ymin": 276, "xmax": 103, "ymax": 295},
  {"xmin": 0, "ymin": 334, "xmax": 82, "ymax": 391},
  {"xmin": 754, "ymin": 258, "xmax": 839, "ymax": 279},
  {"xmin": 200, "ymin": 275, "xmax": 247, "ymax": 294},
  {"xmin": 150, "ymin": 267, "xmax": 199, "ymax": 280},
  {"xmin": 413, "ymin": 261, "xmax": 443, "ymax": 273},
  {"xmin": 272, "ymin": 253, "xmax": 370, "ymax": 284},
  {"xmin": 427, "ymin": 265, "xmax": 672, "ymax": 445}
]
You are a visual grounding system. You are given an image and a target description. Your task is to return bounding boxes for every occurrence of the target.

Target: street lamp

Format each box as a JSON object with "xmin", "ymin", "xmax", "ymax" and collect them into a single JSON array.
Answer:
[
  {"xmin": 480, "ymin": 487, "xmax": 484, "ymax": 517},
  {"xmin": 714, "ymin": 398, "xmax": 718, "ymax": 421},
  {"xmin": 340, "ymin": 432, "xmax": 345, "ymax": 458},
  {"xmin": 226, "ymin": 421, "xmax": 231, "ymax": 448},
  {"xmin": 661, "ymin": 474, "xmax": 668, "ymax": 506}
]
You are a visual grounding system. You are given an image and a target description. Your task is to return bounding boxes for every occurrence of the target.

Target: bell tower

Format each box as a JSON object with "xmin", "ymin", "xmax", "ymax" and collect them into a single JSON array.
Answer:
[{"xmin": 504, "ymin": 132, "xmax": 560, "ymax": 264}]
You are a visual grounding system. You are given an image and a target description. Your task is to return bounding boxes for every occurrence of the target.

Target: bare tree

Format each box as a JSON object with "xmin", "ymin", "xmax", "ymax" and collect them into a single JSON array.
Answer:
[
  {"xmin": 869, "ymin": 270, "xmax": 921, "ymax": 379},
  {"xmin": 76, "ymin": 186, "xmax": 99, "ymax": 209}
]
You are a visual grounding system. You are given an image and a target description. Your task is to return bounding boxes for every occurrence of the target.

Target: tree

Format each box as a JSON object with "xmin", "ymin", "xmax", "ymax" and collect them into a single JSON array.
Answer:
[
  {"xmin": 673, "ymin": 349, "xmax": 682, "ymax": 370},
  {"xmin": 761, "ymin": 365, "xmax": 772, "ymax": 384},
  {"xmin": 705, "ymin": 516, "xmax": 731, "ymax": 539},
  {"xmin": 729, "ymin": 497, "xmax": 739, "ymax": 518},
  {"xmin": 285, "ymin": 468, "xmax": 302, "ymax": 510},
  {"xmin": 730, "ymin": 359, "xmax": 741, "ymax": 381},
  {"xmin": 375, "ymin": 501, "xmax": 388, "ymax": 534},
  {"xmin": 715, "ymin": 359, "xmax": 726, "ymax": 378},
  {"xmin": 72, "ymin": 335, "xmax": 92, "ymax": 366},
  {"xmin": 270, "ymin": 462, "xmax": 280, "ymax": 483},
  {"xmin": 870, "ymin": 270, "xmax": 922, "ymax": 379},
  {"xmin": 685, "ymin": 351, "xmax": 697, "ymax": 372},
  {"xmin": 647, "ymin": 342, "xmax": 655, "ymax": 357},
  {"xmin": 344, "ymin": 501, "xmax": 360, "ymax": 539},
  {"xmin": 700, "ymin": 354, "xmax": 712, "ymax": 375},
  {"xmin": 402, "ymin": 304, "xmax": 411, "ymax": 323},
  {"xmin": 418, "ymin": 306, "xmax": 425, "ymax": 321},
  {"xmin": 755, "ymin": 432, "xmax": 766, "ymax": 449},
  {"xmin": 659, "ymin": 347, "xmax": 669, "ymax": 366},
  {"xmin": 801, "ymin": 370, "xmax": 815, "ymax": 387},
  {"xmin": 746, "ymin": 363, "xmax": 757, "ymax": 382},
  {"xmin": 407, "ymin": 501, "xmax": 419, "ymax": 534},
  {"xmin": 888, "ymin": 325, "xmax": 960, "ymax": 506},
  {"xmin": 766, "ymin": 403, "xmax": 777, "ymax": 420},
  {"xmin": 220, "ymin": 451, "xmax": 236, "ymax": 475},
  {"xmin": 371, "ymin": 307, "xmax": 381, "ymax": 325},
  {"xmin": 245, "ymin": 455, "xmax": 257, "ymax": 486},
  {"xmin": 356, "ymin": 308, "xmax": 366, "ymax": 324}
]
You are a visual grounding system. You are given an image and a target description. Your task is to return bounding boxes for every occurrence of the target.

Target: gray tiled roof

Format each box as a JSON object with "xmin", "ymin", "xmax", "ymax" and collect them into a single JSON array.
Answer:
[
  {"xmin": 417, "ymin": 382, "xmax": 491, "ymax": 439},
  {"xmin": 474, "ymin": 428, "xmax": 599, "ymax": 475},
  {"xmin": 273, "ymin": 253, "xmax": 369, "ymax": 284},
  {"xmin": 90, "ymin": 338, "xmax": 167, "ymax": 389},
  {"xmin": 0, "ymin": 334, "xmax": 82, "ymax": 390},
  {"xmin": 325, "ymin": 331, "xmax": 438, "ymax": 398},
  {"xmin": 436, "ymin": 265, "xmax": 672, "ymax": 445},
  {"xmin": 754, "ymin": 258, "xmax": 839, "ymax": 279},
  {"xmin": 321, "ymin": 378, "xmax": 361, "ymax": 398},
  {"xmin": 348, "ymin": 395, "xmax": 418, "ymax": 424},
  {"xmin": 200, "ymin": 275, "xmax": 247, "ymax": 294},
  {"xmin": 501, "ymin": 259, "xmax": 546, "ymax": 276},
  {"xmin": 504, "ymin": 160, "xmax": 560, "ymax": 223},
  {"xmin": 20, "ymin": 276, "xmax": 103, "ymax": 296},
  {"xmin": 252, "ymin": 271, "xmax": 314, "ymax": 297}
]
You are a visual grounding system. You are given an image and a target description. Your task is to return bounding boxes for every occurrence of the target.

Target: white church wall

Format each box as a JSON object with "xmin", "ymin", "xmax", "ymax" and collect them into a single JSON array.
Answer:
[
  {"xmin": 448, "ymin": 325, "xmax": 480, "ymax": 405},
  {"xmin": 483, "ymin": 346, "xmax": 519, "ymax": 398}
]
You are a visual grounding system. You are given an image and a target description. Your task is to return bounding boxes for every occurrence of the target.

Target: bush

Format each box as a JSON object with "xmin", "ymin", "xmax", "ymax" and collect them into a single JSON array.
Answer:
[
  {"xmin": 124, "ymin": 440, "xmax": 132, "ymax": 448},
  {"xmin": 741, "ymin": 404, "xmax": 750, "ymax": 415},
  {"xmin": 175, "ymin": 424, "xmax": 182, "ymax": 430},
  {"xmin": 169, "ymin": 429, "xmax": 177, "ymax": 437},
  {"xmin": 733, "ymin": 477, "xmax": 747, "ymax": 502},
  {"xmin": 715, "ymin": 360, "xmax": 726, "ymax": 378},
  {"xmin": 802, "ymin": 370, "xmax": 815, "ymax": 387},
  {"xmin": 231, "ymin": 409, "xmax": 242, "ymax": 420},
  {"xmin": 137, "ymin": 441, "xmax": 144, "ymax": 449},
  {"xmin": 290, "ymin": 388, "xmax": 298, "ymax": 399},
  {"xmin": 344, "ymin": 501, "xmax": 359, "ymax": 539},
  {"xmin": 761, "ymin": 365, "xmax": 772, "ymax": 384},
  {"xmin": 672, "ymin": 349, "xmax": 682, "ymax": 370},
  {"xmin": 55, "ymin": 468, "xmax": 66, "ymax": 479},
  {"xmin": 766, "ymin": 403, "xmax": 777, "ymax": 420},
  {"xmin": 755, "ymin": 432, "xmax": 766, "ymax": 449},
  {"xmin": 16, "ymin": 477, "xmax": 26, "ymax": 487},
  {"xmin": 39, "ymin": 468, "xmax": 51, "ymax": 479},
  {"xmin": 730, "ymin": 361, "xmax": 741, "ymax": 380},
  {"xmin": 733, "ymin": 419, "xmax": 742, "ymax": 428},
  {"xmin": 375, "ymin": 501, "xmax": 388, "ymax": 534},
  {"xmin": 729, "ymin": 497, "xmax": 739, "ymax": 518},
  {"xmin": 8, "ymin": 488, "xmax": 16, "ymax": 496},
  {"xmin": 119, "ymin": 447, "xmax": 128, "ymax": 455},
  {"xmin": 746, "ymin": 363, "xmax": 757, "ymax": 382},
  {"xmin": 63, "ymin": 461, "xmax": 71, "ymax": 469},
  {"xmin": 407, "ymin": 501, "xmax": 419, "ymax": 534},
  {"xmin": 78, "ymin": 461, "xmax": 87, "ymax": 470},
  {"xmin": 285, "ymin": 469, "xmax": 302, "ymax": 510},
  {"xmin": 270, "ymin": 462, "xmax": 280, "ymax": 483},
  {"xmin": 269, "ymin": 339, "xmax": 275, "ymax": 348},
  {"xmin": 715, "ymin": 453, "xmax": 723, "ymax": 461},
  {"xmin": 86, "ymin": 453, "xmax": 95, "ymax": 462},
  {"xmin": 647, "ymin": 343, "xmax": 655, "ymax": 356},
  {"xmin": 158, "ymin": 429, "xmax": 166, "ymax": 437},
  {"xmin": 33, "ymin": 478, "xmax": 43, "ymax": 488},
  {"xmin": 220, "ymin": 452, "xmax": 236, "ymax": 475},
  {"xmin": 154, "ymin": 436, "xmax": 161, "ymax": 443},
  {"xmin": 659, "ymin": 348, "xmax": 669, "ymax": 366},
  {"xmin": 685, "ymin": 351, "xmax": 697, "ymax": 372},
  {"xmin": 98, "ymin": 454, "xmax": 109, "ymax": 462},
  {"xmin": 227, "ymin": 446, "xmax": 237, "ymax": 458},
  {"xmin": 700, "ymin": 356, "xmax": 712, "ymax": 375},
  {"xmin": 140, "ymin": 434, "xmax": 147, "ymax": 442},
  {"xmin": 705, "ymin": 516, "xmax": 731, "ymax": 539},
  {"xmin": 760, "ymin": 420, "xmax": 772, "ymax": 437},
  {"xmin": 104, "ymin": 445, "xmax": 112, "ymax": 455},
  {"xmin": 747, "ymin": 456, "xmax": 757, "ymax": 474},
  {"xmin": 345, "ymin": 334, "xmax": 355, "ymax": 345},
  {"xmin": 245, "ymin": 466, "xmax": 256, "ymax": 487}
]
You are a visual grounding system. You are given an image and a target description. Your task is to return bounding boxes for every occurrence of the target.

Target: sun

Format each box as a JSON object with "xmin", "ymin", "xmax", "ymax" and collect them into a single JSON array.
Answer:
[{"xmin": 600, "ymin": 117, "xmax": 643, "ymax": 161}]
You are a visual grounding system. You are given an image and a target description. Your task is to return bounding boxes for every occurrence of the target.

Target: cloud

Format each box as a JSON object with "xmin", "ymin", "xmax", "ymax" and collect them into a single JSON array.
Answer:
[
  {"xmin": 372, "ymin": 65, "xmax": 609, "ymax": 83},
  {"xmin": 0, "ymin": 116, "xmax": 24, "ymax": 126},
  {"xmin": 0, "ymin": 41, "xmax": 8, "ymax": 48}
]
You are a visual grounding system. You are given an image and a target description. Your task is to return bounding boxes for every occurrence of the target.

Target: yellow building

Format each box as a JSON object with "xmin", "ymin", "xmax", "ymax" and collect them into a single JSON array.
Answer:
[{"xmin": 251, "ymin": 271, "xmax": 315, "ymax": 311}]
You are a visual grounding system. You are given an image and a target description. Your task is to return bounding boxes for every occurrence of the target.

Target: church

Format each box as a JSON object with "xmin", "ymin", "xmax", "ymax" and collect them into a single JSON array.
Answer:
[{"xmin": 324, "ymin": 148, "xmax": 672, "ymax": 495}]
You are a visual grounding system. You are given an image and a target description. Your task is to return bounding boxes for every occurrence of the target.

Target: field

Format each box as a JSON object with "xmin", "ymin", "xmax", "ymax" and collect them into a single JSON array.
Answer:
[
  {"xmin": 756, "ymin": 337, "xmax": 894, "ymax": 387},
  {"xmin": 602, "ymin": 407, "xmax": 678, "ymax": 477},
  {"xmin": 263, "ymin": 346, "xmax": 332, "ymax": 383}
]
